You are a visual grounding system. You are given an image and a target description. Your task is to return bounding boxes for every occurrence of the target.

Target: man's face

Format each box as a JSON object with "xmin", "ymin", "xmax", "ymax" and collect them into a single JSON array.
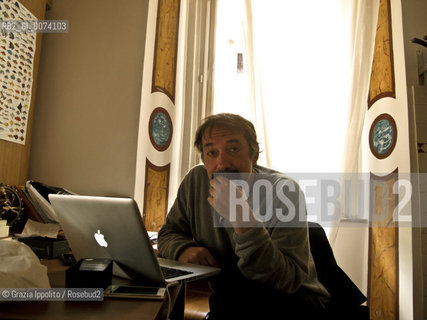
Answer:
[{"xmin": 201, "ymin": 126, "xmax": 257, "ymax": 179}]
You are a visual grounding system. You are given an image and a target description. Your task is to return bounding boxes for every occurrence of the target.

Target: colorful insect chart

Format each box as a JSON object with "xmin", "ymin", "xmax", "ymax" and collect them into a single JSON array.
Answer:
[{"xmin": 0, "ymin": 0, "xmax": 36, "ymax": 145}]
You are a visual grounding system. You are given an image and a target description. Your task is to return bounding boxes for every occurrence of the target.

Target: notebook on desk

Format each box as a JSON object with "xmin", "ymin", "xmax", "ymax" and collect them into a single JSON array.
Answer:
[{"xmin": 49, "ymin": 194, "xmax": 220, "ymax": 287}]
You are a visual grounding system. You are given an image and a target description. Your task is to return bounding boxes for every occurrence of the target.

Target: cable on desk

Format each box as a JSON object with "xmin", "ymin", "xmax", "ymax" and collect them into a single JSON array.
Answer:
[{"xmin": 165, "ymin": 283, "xmax": 173, "ymax": 320}]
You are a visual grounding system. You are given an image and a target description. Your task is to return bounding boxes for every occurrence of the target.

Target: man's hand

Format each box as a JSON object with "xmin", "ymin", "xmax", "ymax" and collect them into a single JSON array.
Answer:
[
  {"xmin": 207, "ymin": 176, "xmax": 255, "ymax": 234},
  {"xmin": 178, "ymin": 247, "xmax": 220, "ymax": 267}
]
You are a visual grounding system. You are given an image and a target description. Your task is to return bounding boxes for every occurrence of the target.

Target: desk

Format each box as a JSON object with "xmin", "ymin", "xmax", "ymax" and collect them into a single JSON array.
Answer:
[{"xmin": 0, "ymin": 259, "xmax": 182, "ymax": 320}]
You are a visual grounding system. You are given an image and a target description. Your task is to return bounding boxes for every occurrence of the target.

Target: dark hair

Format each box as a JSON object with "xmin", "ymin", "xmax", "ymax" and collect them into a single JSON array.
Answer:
[{"xmin": 194, "ymin": 113, "xmax": 259, "ymax": 160}]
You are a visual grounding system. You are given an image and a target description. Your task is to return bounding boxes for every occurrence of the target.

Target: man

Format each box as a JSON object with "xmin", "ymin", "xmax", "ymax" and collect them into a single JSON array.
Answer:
[{"xmin": 158, "ymin": 113, "xmax": 330, "ymax": 319}]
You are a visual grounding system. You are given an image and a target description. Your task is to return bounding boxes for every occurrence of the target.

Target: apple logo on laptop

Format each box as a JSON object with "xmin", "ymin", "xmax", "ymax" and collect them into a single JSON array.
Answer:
[{"xmin": 94, "ymin": 230, "xmax": 108, "ymax": 247}]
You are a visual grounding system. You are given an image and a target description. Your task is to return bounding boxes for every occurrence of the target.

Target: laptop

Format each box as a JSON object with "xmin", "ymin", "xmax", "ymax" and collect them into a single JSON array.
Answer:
[{"xmin": 49, "ymin": 194, "xmax": 220, "ymax": 287}]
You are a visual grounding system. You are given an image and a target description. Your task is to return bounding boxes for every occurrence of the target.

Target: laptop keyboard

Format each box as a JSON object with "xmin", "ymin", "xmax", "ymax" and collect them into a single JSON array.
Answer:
[{"xmin": 160, "ymin": 266, "xmax": 193, "ymax": 279}]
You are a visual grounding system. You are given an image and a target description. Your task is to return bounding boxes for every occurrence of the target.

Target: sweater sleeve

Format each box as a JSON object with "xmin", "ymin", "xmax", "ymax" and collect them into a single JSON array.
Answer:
[
  {"xmin": 233, "ymin": 178, "xmax": 312, "ymax": 294},
  {"xmin": 158, "ymin": 168, "xmax": 201, "ymax": 260}
]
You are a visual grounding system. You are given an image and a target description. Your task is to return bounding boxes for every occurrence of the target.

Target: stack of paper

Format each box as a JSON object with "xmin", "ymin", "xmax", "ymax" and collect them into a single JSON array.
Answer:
[
  {"xmin": 24, "ymin": 181, "xmax": 74, "ymax": 224},
  {"xmin": 0, "ymin": 220, "xmax": 10, "ymax": 239},
  {"xmin": 25, "ymin": 181, "xmax": 59, "ymax": 223}
]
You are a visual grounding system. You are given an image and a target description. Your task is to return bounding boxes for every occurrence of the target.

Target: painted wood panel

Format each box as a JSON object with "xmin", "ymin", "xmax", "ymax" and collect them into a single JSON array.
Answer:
[
  {"xmin": 0, "ymin": 0, "xmax": 46, "ymax": 185},
  {"xmin": 368, "ymin": 171, "xmax": 399, "ymax": 320},
  {"xmin": 151, "ymin": 0, "xmax": 180, "ymax": 103},
  {"xmin": 143, "ymin": 159, "xmax": 170, "ymax": 232},
  {"xmin": 368, "ymin": 0, "xmax": 395, "ymax": 109}
]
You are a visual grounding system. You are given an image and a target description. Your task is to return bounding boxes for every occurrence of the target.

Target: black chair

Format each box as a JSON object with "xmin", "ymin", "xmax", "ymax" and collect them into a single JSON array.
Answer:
[
  {"xmin": 204, "ymin": 222, "xmax": 369, "ymax": 320},
  {"xmin": 308, "ymin": 222, "xmax": 369, "ymax": 319}
]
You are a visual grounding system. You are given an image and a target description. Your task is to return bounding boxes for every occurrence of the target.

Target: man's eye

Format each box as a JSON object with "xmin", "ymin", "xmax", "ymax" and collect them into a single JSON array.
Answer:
[
  {"xmin": 230, "ymin": 147, "xmax": 240, "ymax": 153},
  {"xmin": 206, "ymin": 150, "xmax": 216, "ymax": 157}
]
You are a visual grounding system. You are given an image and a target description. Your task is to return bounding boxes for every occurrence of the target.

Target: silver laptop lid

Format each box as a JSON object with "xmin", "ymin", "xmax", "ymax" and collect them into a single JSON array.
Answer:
[
  {"xmin": 49, "ymin": 194, "xmax": 220, "ymax": 286},
  {"xmin": 49, "ymin": 194, "xmax": 166, "ymax": 286}
]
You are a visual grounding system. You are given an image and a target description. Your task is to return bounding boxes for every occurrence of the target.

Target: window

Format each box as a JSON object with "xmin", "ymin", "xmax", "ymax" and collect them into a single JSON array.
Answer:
[{"xmin": 212, "ymin": 0, "xmax": 353, "ymax": 174}]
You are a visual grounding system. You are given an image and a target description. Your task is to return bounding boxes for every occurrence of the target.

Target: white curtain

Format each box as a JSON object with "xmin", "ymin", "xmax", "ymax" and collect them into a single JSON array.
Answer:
[
  {"xmin": 247, "ymin": 0, "xmax": 353, "ymax": 174},
  {"xmin": 212, "ymin": 0, "xmax": 269, "ymax": 165},
  {"xmin": 326, "ymin": 0, "xmax": 379, "ymax": 295},
  {"xmin": 214, "ymin": 0, "xmax": 355, "ymax": 173},
  {"xmin": 328, "ymin": 0, "xmax": 380, "ymax": 241},
  {"xmin": 339, "ymin": 0, "xmax": 380, "ymax": 177}
]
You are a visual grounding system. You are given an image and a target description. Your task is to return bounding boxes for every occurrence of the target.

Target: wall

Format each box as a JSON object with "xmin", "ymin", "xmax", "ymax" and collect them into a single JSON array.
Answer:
[
  {"xmin": 401, "ymin": 0, "xmax": 427, "ymax": 92},
  {"xmin": 412, "ymin": 86, "xmax": 427, "ymax": 319},
  {"xmin": 28, "ymin": 0, "xmax": 149, "ymax": 197},
  {"xmin": 401, "ymin": 0, "xmax": 427, "ymax": 319}
]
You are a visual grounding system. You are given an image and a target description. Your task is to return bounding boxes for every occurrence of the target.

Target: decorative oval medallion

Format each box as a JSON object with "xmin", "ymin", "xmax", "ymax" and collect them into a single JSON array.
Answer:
[
  {"xmin": 149, "ymin": 107, "xmax": 173, "ymax": 151},
  {"xmin": 369, "ymin": 113, "xmax": 397, "ymax": 159}
]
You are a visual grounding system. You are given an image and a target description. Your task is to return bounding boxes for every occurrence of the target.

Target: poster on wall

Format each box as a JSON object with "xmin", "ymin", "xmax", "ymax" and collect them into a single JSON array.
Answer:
[{"xmin": 0, "ymin": 0, "xmax": 36, "ymax": 145}]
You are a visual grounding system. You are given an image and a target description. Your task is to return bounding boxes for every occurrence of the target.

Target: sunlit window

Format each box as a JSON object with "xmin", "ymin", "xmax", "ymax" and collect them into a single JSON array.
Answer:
[{"xmin": 213, "ymin": 0, "xmax": 352, "ymax": 173}]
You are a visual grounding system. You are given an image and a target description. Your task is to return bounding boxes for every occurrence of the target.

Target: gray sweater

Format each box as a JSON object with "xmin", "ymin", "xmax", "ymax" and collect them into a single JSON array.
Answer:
[{"xmin": 158, "ymin": 164, "xmax": 330, "ymax": 302}]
